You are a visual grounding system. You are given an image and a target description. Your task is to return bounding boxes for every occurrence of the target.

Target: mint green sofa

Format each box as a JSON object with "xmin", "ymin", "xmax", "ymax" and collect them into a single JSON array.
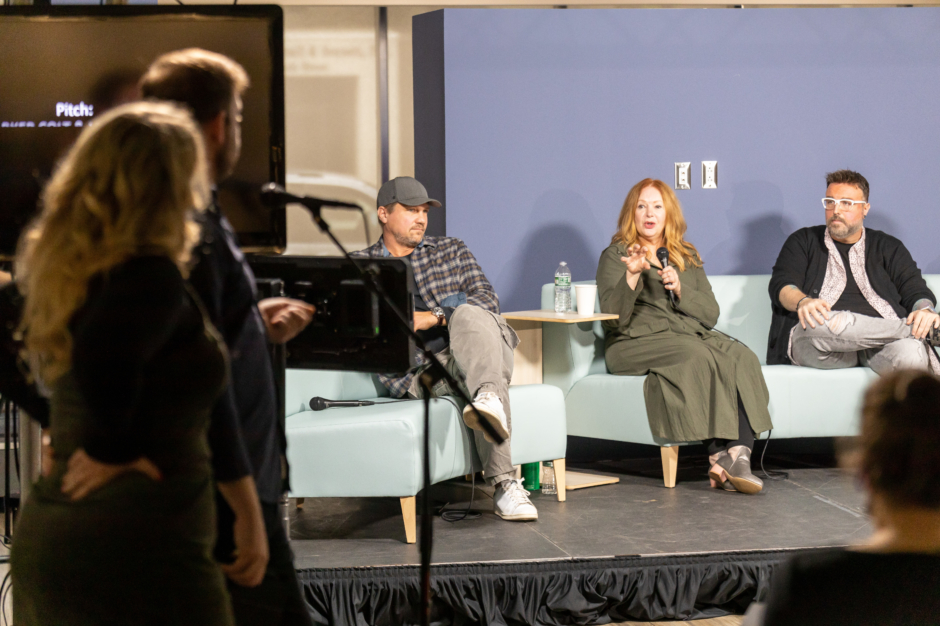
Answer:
[
  {"xmin": 284, "ymin": 369, "xmax": 568, "ymax": 542},
  {"xmin": 541, "ymin": 275, "xmax": 940, "ymax": 487}
]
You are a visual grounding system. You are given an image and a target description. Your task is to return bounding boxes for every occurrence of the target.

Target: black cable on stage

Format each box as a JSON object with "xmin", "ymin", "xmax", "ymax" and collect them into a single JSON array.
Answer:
[
  {"xmin": 438, "ymin": 471, "xmax": 481, "ymax": 523},
  {"xmin": 758, "ymin": 430, "xmax": 788, "ymax": 481}
]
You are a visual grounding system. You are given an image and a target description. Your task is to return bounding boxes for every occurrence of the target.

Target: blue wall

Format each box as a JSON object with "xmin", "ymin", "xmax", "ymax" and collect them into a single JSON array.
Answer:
[{"xmin": 414, "ymin": 8, "xmax": 940, "ymax": 312}]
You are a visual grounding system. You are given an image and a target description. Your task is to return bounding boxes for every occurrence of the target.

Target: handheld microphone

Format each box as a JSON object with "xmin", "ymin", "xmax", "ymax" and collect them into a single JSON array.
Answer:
[
  {"xmin": 259, "ymin": 183, "xmax": 361, "ymax": 211},
  {"xmin": 656, "ymin": 247, "xmax": 677, "ymax": 307},
  {"xmin": 309, "ymin": 396, "xmax": 376, "ymax": 411}
]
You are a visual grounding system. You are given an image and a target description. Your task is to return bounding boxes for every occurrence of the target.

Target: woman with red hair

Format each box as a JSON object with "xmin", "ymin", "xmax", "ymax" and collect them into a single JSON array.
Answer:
[{"xmin": 597, "ymin": 179, "xmax": 773, "ymax": 493}]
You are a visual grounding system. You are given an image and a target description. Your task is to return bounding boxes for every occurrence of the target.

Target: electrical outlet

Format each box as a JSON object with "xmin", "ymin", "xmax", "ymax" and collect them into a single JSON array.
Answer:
[
  {"xmin": 674, "ymin": 162, "xmax": 691, "ymax": 190},
  {"xmin": 702, "ymin": 161, "xmax": 718, "ymax": 189}
]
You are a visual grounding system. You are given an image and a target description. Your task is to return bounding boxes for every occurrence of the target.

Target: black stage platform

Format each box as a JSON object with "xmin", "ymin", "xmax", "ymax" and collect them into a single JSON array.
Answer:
[{"xmin": 288, "ymin": 455, "xmax": 869, "ymax": 624}]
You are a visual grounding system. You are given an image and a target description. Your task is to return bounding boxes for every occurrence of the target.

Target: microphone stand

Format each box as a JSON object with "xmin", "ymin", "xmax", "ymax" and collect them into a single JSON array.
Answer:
[
  {"xmin": 418, "ymin": 373, "xmax": 435, "ymax": 625},
  {"xmin": 285, "ymin": 194, "xmax": 504, "ymax": 626}
]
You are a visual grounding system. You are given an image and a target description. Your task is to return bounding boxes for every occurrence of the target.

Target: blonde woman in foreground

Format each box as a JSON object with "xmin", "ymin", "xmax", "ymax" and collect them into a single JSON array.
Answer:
[
  {"xmin": 597, "ymin": 179, "xmax": 773, "ymax": 493},
  {"xmin": 11, "ymin": 102, "xmax": 236, "ymax": 625}
]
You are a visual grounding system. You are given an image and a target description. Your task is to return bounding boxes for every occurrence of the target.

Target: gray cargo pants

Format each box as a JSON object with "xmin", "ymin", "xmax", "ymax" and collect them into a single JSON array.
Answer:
[
  {"xmin": 790, "ymin": 311, "xmax": 929, "ymax": 374},
  {"xmin": 408, "ymin": 304, "xmax": 518, "ymax": 485}
]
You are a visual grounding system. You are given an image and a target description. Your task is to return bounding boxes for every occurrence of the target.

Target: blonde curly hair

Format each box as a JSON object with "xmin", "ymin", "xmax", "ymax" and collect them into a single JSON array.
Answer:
[{"xmin": 16, "ymin": 101, "xmax": 208, "ymax": 383}]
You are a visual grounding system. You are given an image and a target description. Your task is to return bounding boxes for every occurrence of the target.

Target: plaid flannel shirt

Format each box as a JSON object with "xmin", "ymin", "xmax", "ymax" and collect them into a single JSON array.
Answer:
[{"xmin": 352, "ymin": 236, "xmax": 499, "ymax": 397}]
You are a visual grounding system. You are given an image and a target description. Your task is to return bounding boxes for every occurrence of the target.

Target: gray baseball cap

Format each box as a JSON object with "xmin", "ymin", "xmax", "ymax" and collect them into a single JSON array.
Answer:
[{"xmin": 376, "ymin": 176, "xmax": 441, "ymax": 209}]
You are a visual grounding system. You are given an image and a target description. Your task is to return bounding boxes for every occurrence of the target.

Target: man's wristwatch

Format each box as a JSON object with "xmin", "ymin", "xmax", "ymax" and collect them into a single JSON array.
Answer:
[{"xmin": 432, "ymin": 307, "xmax": 445, "ymax": 326}]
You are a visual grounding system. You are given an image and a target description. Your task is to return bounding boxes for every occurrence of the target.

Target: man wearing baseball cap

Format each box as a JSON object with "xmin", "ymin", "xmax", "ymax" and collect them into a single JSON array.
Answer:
[{"xmin": 354, "ymin": 176, "xmax": 537, "ymax": 522}]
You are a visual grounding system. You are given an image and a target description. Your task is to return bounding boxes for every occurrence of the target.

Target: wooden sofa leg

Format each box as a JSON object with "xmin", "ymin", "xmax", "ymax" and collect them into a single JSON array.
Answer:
[
  {"xmin": 295, "ymin": 497, "xmax": 305, "ymax": 509},
  {"xmin": 660, "ymin": 446, "xmax": 678, "ymax": 488},
  {"xmin": 400, "ymin": 496, "xmax": 417, "ymax": 544},
  {"xmin": 553, "ymin": 458, "xmax": 567, "ymax": 502}
]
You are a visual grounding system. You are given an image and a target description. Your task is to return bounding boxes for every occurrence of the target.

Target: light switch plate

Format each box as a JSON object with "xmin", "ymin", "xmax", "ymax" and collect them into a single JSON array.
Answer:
[
  {"xmin": 675, "ymin": 162, "xmax": 691, "ymax": 190},
  {"xmin": 702, "ymin": 161, "xmax": 718, "ymax": 189}
]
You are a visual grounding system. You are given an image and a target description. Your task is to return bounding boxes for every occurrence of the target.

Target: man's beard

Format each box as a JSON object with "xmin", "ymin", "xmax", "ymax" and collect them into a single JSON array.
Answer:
[
  {"xmin": 393, "ymin": 230, "xmax": 424, "ymax": 249},
  {"xmin": 215, "ymin": 118, "xmax": 241, "ymax": 181},
  {"xmin": 827, "ymin": 216, "xmax": 861, "ymax": 240}
]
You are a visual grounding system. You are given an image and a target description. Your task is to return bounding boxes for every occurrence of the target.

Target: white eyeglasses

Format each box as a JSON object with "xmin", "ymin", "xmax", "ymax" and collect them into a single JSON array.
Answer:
[{"xmin": 822, "ymin": 197, "xmax": 867, "ymax": 210}]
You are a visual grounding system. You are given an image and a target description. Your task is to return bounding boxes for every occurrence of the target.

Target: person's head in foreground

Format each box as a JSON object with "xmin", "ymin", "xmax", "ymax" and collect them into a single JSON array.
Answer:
[
  {"xmin": 612, "ymin": 178, "xmax": 701, "ymax": 272},
  {"xmin": 375, "ymin": 176, "xmax": 441, "ymax": 256},
  {"xmin": 16, "ymin": 101, "xmax": 208, "ymax": 384},
  {"xmin": 856, "ymin": 369, "xmax": 940, "ymax": 550},
  {"xmin": 139, "ymin": 48, "xmax": 249, "ymax": 184},
  {"xmin": 752, "ymin": 370, "xmax": 940, "ymax": 624}
]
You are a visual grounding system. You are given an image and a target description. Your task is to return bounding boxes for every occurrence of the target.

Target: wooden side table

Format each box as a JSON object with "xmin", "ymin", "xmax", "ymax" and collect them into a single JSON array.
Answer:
[{"xmin": 502, "ymin": 310, "xmax": 621, "ymax": 491}]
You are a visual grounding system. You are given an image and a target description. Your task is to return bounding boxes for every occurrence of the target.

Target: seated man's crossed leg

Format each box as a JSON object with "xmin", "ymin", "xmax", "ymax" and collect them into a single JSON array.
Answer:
[
  {"xmin": 791, "ymin": 311, "xmax": 929, "ymax": 373},
  {"xmin": 417, "ymin": 304, "xmax": 537, "ymax": 521}
]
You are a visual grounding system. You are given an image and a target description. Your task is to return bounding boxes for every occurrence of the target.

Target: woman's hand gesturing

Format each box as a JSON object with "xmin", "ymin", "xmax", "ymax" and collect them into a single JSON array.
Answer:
[
  {"xmin": 620, "ymin": 244, "xmax": 651, "ymax": 276},
  {"xmin": 620, "ymin": 244, "xmax": 650, "ymax": 290}
]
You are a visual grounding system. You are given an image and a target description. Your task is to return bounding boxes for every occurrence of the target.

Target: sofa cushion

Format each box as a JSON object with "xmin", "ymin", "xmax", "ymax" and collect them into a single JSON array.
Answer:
[
  {"xmin": 286, "ymin": 396, "xmax": 477, "ymax": 498},
  {"xmin": 285, "ymin": 369, "xmax": 388, "ymax": 417},
  {"xmin": 709, "ymin": 276, "xmax": 773, "ymax": 364},
  {"xmin": 759, "ymin": 365, "xmax": 875, "ymax": 439},
  {"xmin": 564, "ymin": 373, "xmax": 659, "ymax": 445}
]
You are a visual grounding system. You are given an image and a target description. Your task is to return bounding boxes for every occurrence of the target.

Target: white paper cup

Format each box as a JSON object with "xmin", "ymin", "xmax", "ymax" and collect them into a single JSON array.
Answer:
[{"xmin": 575, "ymin": 284, "xmax": 597, "ymax": 315}]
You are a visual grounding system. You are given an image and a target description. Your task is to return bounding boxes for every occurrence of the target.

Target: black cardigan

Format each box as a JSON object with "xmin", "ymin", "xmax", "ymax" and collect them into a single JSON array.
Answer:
[{"xmin": 767, "ymin": 226, "xmax": 935, "ymax": 365}]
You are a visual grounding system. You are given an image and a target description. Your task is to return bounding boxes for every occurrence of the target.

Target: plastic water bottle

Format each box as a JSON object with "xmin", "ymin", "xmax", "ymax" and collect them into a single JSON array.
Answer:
[
  {"xmin": 541, "ymin": 461, "xmax": 557, "ymax": 495},
  {"xmin": 554, "ymin": 262, "xmax": 571, "ymax": 312}
]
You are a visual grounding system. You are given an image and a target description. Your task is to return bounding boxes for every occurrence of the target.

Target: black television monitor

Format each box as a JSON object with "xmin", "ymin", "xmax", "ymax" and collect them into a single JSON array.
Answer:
[{"xmin": 0, "ymin": 5, "xmax": 285, "ymax": 258}]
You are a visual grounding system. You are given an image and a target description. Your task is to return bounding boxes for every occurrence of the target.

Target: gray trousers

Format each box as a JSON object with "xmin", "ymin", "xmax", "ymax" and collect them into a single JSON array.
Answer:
[
  {"xmin": 408, "ymin": 305, "xmax": 517, "ymax": 485},
  {"xmin": 790, "ymin": 311, "xmax": 929, "ymax": 374}
]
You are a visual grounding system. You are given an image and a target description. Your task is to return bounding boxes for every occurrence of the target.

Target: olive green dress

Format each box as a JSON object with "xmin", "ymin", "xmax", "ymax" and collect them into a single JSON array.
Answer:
[
  {"xmin": 597, "ymin": 243, "xmax": 772, "ymax": 442},
  {"xmin": 11, "ymin": 257, "xmax": 234, "ymax": 626}
]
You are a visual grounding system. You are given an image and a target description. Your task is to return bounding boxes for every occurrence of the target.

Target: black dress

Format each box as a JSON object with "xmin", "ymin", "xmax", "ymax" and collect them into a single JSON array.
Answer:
[
  {"xmin": 11, "ymin": 256, "xmax": 234, "ymax": 626},
  {"xmin": 762, "ymin": 548, "xmax": 940, "ymax": 626}
]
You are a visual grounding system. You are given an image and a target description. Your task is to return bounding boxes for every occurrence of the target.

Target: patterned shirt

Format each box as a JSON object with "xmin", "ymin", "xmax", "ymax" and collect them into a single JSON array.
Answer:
[
  {"xmin": 352, "ymin": 236, "xmax": 499, "ymax": 397},
  {"xmin": 788, "ymin": 227, "xmax": 940, "ymax": 373}
]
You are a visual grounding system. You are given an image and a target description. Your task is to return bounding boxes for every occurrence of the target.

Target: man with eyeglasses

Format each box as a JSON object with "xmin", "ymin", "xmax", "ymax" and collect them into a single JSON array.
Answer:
[{"xmin": 768, "ymin": 169, "xmax": 940, "ymax": 373}]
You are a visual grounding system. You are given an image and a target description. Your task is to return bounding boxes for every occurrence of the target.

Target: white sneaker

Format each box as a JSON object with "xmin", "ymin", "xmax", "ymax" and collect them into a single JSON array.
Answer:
[
  {"xmin": 493, "ymin": 479, "xmax": 538, "ymax": 521},
  {"xmin": 462, "ymin": 391, "xmax": 510, "ymax": 444}
]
